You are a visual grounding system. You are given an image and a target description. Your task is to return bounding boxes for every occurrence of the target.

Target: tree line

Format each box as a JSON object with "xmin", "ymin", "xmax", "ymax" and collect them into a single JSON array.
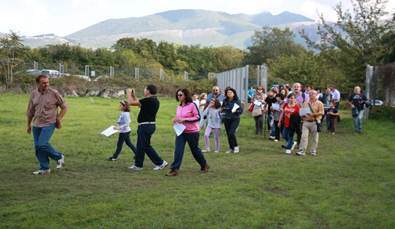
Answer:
[{"xmin": 1, "ymin": 0, "xmax": 394, "ymax": 92}]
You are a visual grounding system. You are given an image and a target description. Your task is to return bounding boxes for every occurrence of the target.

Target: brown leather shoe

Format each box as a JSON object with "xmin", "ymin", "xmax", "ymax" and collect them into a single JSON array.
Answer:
[
  {"xmin": 200, "ymin": 164, "xmax": 209, "ymax": 173},
  {"xmin": 166, "ymin": 169, "xmax": 178, "ymax": 176}
]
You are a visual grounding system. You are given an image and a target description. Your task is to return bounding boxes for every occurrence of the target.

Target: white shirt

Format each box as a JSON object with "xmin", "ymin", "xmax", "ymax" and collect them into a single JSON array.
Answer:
[{"xmin": 331, "ymin": 89, "xmax": 341, "ymax": 102}]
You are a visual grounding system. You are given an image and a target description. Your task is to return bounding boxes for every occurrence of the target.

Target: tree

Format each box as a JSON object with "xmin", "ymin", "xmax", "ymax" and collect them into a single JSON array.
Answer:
[
  {"xmin": 0, "ymin": 31, "xmax": 24, "ymax": 87},
  {"xmin": 301, "ymin": 0, "xmax": 395, "ymax": 87},
  {"xmin": 244, "ymin": 27, "xmax": 306, "ymax": 65}
]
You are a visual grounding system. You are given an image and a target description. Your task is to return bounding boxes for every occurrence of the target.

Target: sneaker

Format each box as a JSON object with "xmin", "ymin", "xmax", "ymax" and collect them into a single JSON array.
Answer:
[
  {"xmin": 202, "ymin": 148, "xmax": 210, "ymax": 153},
  {"xmin": 56, "ymin": 155, "xmax": 65, "ymax": 169},
  {"xmin": 290, "ymin": 142, "xmax": 297, "ymax": 151},
  {"xmin": 214, "ymin": 150, "xmax": 219, "ymax": 153},
  {"xmin": 331, "ymin": 132, "xmax": 335, "ymax": 135},
  {"xmin": 128, "ymin": 165, "xmax": 143, "ymax": 171},
  {"xmin": 32, "ymin": 169, "xmax": 51, "ymax": 175},
  {"xmin": 233, "ymin": 146, "xmax": 240, "ymax": 153},
  {"xmin": 296, "ymin": 150, "xmax": 305, "ymax": 156},
  {"xmin": 269, "ymin": 136, "xmax": 275, "ymax": 140},
  {"xmin": 201, "ymin": 164, "xmax": 209, "ymax": 173},
  {"xmin": 285, "ymin": 149, "xmax": 292, "ymax": 155},
  {"xmin": 153, "ymin": 160, "xmax": 168, "ymax": 171},
  {"xmin": 274, "ymin": 139, "xmax": 279, "ymax": 142},
  {"xmin": 166, "ymin": 169, "xmax": 178, "ymax": 176},
  {"xmin": 225, "ymin": 149, "xmax": 233, "ymax": 154},
  {"xmin": 108, "ymin": 156, "xmax": 118, "ymax": 161},
  {"xmin": 310, "ymin": 151, "xmax": 317, "ymax": 156}
]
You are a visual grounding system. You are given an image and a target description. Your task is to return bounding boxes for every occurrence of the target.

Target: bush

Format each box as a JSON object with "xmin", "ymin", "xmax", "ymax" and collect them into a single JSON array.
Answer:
[{"xmin": 369, "ymin": 106, "xmax": 395, "ymax": 122}]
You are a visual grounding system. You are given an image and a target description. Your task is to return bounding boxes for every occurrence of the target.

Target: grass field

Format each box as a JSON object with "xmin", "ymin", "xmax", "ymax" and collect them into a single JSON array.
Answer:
[{"xmin": 0, "ymin": 93, "xmax": 394, "ymax": 228}]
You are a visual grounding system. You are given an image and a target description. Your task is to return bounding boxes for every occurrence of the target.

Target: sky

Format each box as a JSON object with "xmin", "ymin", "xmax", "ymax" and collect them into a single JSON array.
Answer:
[{"xmin": 0, "ymin": 0, "xmax": 394, "ymax": 36}]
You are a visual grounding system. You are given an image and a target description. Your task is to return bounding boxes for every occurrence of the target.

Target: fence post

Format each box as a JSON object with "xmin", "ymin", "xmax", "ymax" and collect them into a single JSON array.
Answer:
[
  {"xmin": 85, "ymin": 65, "xmax": 90, "ymax": 77},
  {"xmin": 365, "ymin": 64, "xmax": 374, "ymax": 119},
  {"xmin": 135, "ymin": 67, "xmax": 139, "ymax": 80}
]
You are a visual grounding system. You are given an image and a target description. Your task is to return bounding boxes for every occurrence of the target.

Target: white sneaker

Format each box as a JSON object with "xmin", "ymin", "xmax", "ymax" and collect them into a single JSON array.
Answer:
[
  {"xmin": 128, "ymin": 165, "xmax": 143, "ymax": 171},
  {"xmin": 56, "ymin": 154, "xmax": 65, "ymax": 169},
  {"xmin": 291, "ymin": 142, "xmax": 297, "ymax": 150},
  {"xmin": 32, "ymin": 169, "xmax": 51, "ymax": 175},
  {"xmin": 202, "ymin": 148, "xmax": 210, "ymax": 153},
  {"xmin": 233, "ymin": 146, "xmax": 240, "ymax": 153},
  {"xmin": 153, "ymin": 160, "xmax": 168, "ymax": 171},
  {"xmin": 214, "ymin": 150, "xmax": 219, "ymax": 153},
  {"xmin": 310, "ymin": 151, "xmax": 317, "ymax": 156},
  {"xmin": 296, "ymin": 150, "xmax": 305, "ymax": 156},
  {"xmin": 285, "ymin": 149, "xmax": 292, "ymax": 155},
  {"xmin": 274, "ymin": 139, "xmax": 279, "ymax": 142},
  {"xmin": 225, "ymin": 149, "xmax": 233, "ymax": 154}
]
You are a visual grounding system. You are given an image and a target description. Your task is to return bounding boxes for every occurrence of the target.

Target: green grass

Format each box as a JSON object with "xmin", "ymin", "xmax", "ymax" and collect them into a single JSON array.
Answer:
[{"xmin": 0, "ymin": 93, "xmax": 394, "ymax": 228}]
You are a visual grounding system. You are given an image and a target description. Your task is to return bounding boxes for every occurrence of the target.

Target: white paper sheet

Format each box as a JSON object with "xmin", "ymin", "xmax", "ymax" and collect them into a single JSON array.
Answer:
[
  {"xmin": 253, "ymin": 100, "xmax": 262, "ymax": 106},
  {"xmin": 173, "ymin": 123, "xmax": 186, "ymax": 136},
  {"xmin": 101, "ymin": 125, "xmax": 119, "ymax": 137},
  {"xmin": 231, "ymin": 103, "xmax": 240, "ymax": 113},
  {"xmin": 271, "ymin": 103, "xmax": 280, "ymax": 111},
  {"xmin": 299, "ymin": 107, "xmax": 312, "ymax": 116}
]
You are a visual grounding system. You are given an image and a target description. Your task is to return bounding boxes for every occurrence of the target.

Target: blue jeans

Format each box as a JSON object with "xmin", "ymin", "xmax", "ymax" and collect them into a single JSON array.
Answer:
[
  {"xmin": 352, "ymin": 109, "xmax": 364, "ymax": 132},
  {"xmin": 134, "ymin": 124, "xmax": 164, "ymax": 167},
  {"xmin": 282, "ymin": 127, "xmax": 296, "ymax": 149},
  {"xmin": 170, "ymin": 132, "xmax": 207, "ymax": 170},
  {"xmin": 32, "ymin": 123, "xmax": 63, "ymax": 170},
  {"xmin": 113, "ymin": 131, "xmax": 137, "ymax": 158}
]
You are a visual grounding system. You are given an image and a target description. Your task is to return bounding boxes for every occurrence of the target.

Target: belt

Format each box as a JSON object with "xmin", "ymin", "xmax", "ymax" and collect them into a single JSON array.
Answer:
[{"xmin": 138, "ymin": 122, "xmax": 156, "ymax": 126}]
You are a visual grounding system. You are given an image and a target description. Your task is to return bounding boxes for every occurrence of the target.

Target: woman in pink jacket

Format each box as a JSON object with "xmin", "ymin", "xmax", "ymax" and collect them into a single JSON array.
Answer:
[{"xmin": 166, "ymin": 88, "xmax": 209, "ymax": 176}]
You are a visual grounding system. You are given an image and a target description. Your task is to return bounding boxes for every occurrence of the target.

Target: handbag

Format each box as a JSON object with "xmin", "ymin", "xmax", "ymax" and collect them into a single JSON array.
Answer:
[
  {"xmin": 308, "ymin": 103, "xmax": 321, "ymax": 132},
  {"xmin": 248, "ymin": 103, "xmax": 254, "ymax": 112}
]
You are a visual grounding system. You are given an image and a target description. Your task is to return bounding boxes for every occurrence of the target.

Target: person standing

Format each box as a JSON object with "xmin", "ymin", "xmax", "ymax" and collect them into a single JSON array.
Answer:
[
  {"xmin": 296, "ymin": 90, "xmax": 324, "ymax": 156},
  {"xmin": 221, "ymin": 87, "xmax": 243, "ymax": 153},
  {"xmin": 127, "ymin": 85, "xmax": 168, "ymax": 171},
  {"xmin": 206, "ymin": 86, "xmax": 225, "ymax": 105},
  {"xmin": 291, "ymin": 82, "xmax": 308, "ymax": 145},
  {"xmin": 327, "ymin": 100, "xmax": 340, "ymax": 135},
  {"xmin": 330, "ymin": 86, "xmax": 341, "ymax": 109},
  {"xmin": 107, "ymin": 100, "xmax": 137, "ymax": 161},
  {"xmin": 348, "ymin": 86, "xmax": 368, "ymax": 133},
  {"xmin": 167, "ymin": 89, "xmax": 209, "ymax": 176},
  {"xmin": 27, "ymin": 75, "xmax": 67, "ymax": 175},
  {"xmin": 251, "ymin": 86, "xmax": 267, "ymax": 135}
]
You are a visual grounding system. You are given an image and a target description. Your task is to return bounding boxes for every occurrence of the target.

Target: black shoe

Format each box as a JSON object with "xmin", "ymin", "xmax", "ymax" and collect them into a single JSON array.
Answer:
[{"xmin": 281, "ymin": 145, "xmax": 287, "ymax": 149}]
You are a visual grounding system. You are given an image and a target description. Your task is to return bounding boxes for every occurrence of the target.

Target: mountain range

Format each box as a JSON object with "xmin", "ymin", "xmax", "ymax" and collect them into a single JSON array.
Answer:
[{"xmin": 17, "ymin": 9, "xmax": 320, "ymax": 49}]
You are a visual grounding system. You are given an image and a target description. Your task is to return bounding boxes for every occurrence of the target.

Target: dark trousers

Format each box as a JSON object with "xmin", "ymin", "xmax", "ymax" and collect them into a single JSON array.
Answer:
[
  {"xmin": 112, "ymin": 131, "xmax": 137, "ymax": 158},
  {"xmin": 274, "ymin": 120, "xmax": 281, "ymax": 140},
  {"xmin": 296, "ymin": 123, "xmax": 302, "ymax": 145},
  {"xmin": 328, "ymin": 116, "xmax": 337, "ymax": 133},
  {"xmin": 170, "ymin": 132, "xmax": 207, "ymax": 170},
  {"xmin": 134, "ymin": 124, "xmax": 163, "ymax": 167},
  {"xmin": 254, "ymin": 115, "xmax": 263, "ymax": 135},
  {"xmin": 223, "ymin": 118, "xmax": 240, "ymax": 150}
]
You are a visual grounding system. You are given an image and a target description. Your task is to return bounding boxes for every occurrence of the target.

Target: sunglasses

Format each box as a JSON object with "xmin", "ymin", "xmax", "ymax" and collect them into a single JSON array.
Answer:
[{"xmin": 177, "ymin": 94, "xmax": 184, "ymax": 97}]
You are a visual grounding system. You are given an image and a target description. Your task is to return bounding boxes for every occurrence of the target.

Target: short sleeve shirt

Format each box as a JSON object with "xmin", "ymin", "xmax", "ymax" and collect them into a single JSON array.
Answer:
[{"xmin": 137, "ymin": 96, "xmax": 160, "ymax": 123}]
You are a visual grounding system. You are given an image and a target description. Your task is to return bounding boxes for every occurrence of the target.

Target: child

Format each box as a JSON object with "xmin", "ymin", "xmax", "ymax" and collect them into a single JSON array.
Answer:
[
  {"xmin": 271, "ymin": 93, "xmax": 285, "ymax": 142},
  {"xmin": 108, "ymin": 100, "xmax": 137, "ymax": 161},
  {"xmin": 202, "ymin": 99, "xmax": 222, "ymax": 153},
  {"xmin": 327, "ymin": 100, "xmax": 339, "ymax": 135}
]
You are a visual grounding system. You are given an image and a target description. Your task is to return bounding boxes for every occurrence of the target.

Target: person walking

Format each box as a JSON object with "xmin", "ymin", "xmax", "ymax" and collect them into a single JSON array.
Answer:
[
  {"xmin": 278, "ymin": 93, "xmax": 300, "ymax": 154},
  {"xmin": 27, "ymin": 75, "xmax": 67, "ymax": 175},
  {"xmin": 166, "ymin": 89, "xmax": 209, "ymax": 176},
  {"xmin": 127, "ymin": 85, "xmax": 168, "ymax": 171},
  {"xmin": 107, "ymin": 100, "xmax": 137, "ymax": 161},
  {"xmin": 348, "ymin": 86, "xmax": 368, "ymax": 133},
  {"xmin": 221, "ymin": 87, "xmax": 243, "ymax": 153},
  {"xmin": 202, "ymin": 99, "xmax": 222, "ymax": 153},
  {"xmin": 296, "ymin": 90, "xmax": 324, "ymax": 156}
]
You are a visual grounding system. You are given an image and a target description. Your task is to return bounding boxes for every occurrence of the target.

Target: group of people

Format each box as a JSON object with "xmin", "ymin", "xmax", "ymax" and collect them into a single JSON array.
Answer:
[{"xmin": 26, "ymin": 74, "xmax": 369, "ymax": 176}]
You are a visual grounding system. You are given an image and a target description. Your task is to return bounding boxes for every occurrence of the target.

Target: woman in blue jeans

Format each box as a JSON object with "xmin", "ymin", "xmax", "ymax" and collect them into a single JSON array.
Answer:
[{"xmin": 221, "ymin": 87, "xmax": 243, "ymax": 153}]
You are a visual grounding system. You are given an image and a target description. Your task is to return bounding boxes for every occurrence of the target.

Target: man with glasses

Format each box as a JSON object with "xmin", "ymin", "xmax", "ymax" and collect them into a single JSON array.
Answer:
[{"xmin": 206, "ymin": 86, "xmax": 225, "ymax": 105}]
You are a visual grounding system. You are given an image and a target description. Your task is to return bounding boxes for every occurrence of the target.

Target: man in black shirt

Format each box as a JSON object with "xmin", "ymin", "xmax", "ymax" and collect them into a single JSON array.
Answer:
[
  {"xmin": 348, "ymin": 86, "xmax": 368, "ymax": 133},
  {"xmin": 127, "ymin": 85, "xmax": 168, "ymax": 171}
]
